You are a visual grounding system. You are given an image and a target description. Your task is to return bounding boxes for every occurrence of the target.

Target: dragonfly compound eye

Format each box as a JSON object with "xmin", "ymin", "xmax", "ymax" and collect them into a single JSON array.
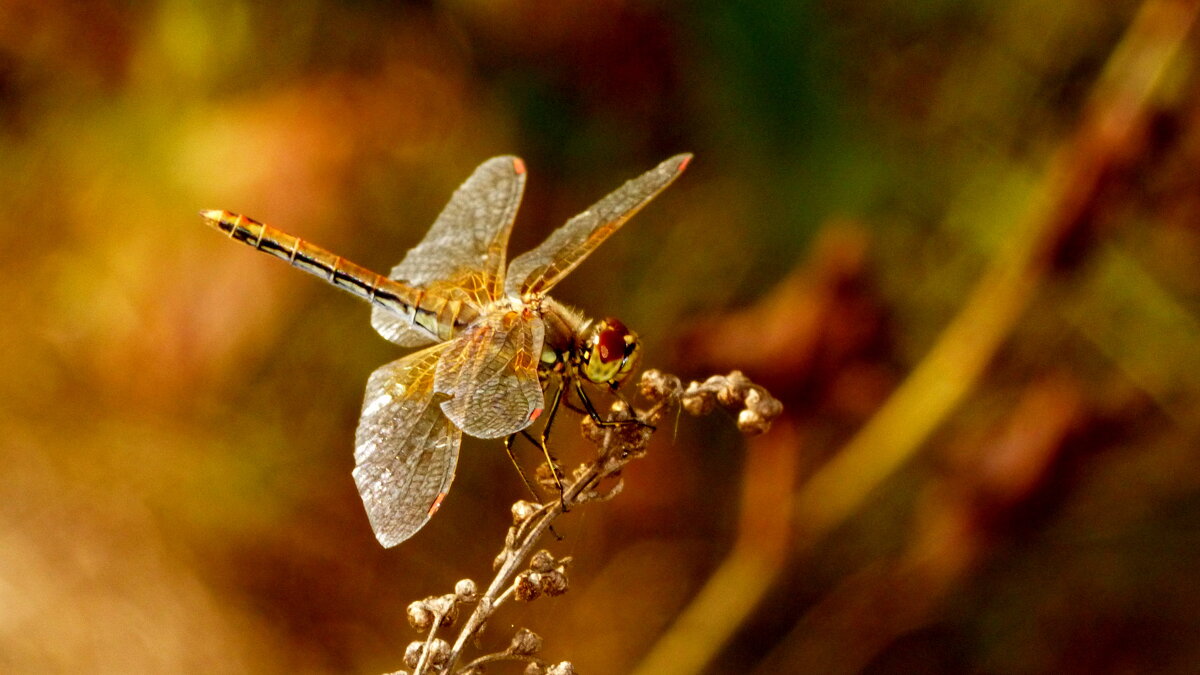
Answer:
[{"xmin": 581, "ymin": 318, "xmax": 641, "ymax": 386}]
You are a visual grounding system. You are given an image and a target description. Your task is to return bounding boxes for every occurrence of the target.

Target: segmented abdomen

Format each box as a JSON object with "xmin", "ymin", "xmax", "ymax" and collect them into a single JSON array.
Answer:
[{"xmin": 201, "ymin": 209, "xmax": 466, "ymax": 342}]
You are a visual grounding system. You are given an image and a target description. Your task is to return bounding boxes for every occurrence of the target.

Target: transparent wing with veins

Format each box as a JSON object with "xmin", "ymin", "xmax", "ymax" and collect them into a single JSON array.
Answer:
[
  {"xmin": 354, "ymin": 343, "xmax": 461, "ymax": 548},
  {"xmin": 372, "ymin": 156, "xmax": 527, "ymax": 346},
  {"xmin": 505, "ymin": 153, "xmax": 691, "ymax": 297},
  {"xmin": 434, "ymin": 309, "xmax": 546, "ymax": 439}
]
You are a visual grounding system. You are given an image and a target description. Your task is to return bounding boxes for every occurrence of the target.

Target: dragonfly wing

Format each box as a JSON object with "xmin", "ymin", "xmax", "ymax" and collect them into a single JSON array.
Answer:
[
  {"xmin": 372, "ymin": 157, "xmax": 527, "ymax": 346},
  {"xmin": 504, "ymin": 154, "xmax": 691, "ymax": 297},
  {"xmin": 354, "ymin": 343, "xmax": 462, "ymax": 547},
  {"xmin": 435, "ymin": 310, "xmax": 546, "ymax": 439}
]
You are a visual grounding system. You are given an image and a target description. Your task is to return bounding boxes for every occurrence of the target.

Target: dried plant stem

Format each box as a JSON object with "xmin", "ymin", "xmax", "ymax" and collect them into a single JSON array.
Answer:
[
  {"xmin": 442, "ymin": 393, "xmax": 675, "ymax": 670},
  {"xmin": 458, "ymin": 653, "xmax": 542, "ymax": 670},
  {"xmin": 402, "ymin": 370, "xmax": 781, "ymax": 675},
  {"xmin": 442, "ymin": 474, "xmax": 592, "ymax": 669}
]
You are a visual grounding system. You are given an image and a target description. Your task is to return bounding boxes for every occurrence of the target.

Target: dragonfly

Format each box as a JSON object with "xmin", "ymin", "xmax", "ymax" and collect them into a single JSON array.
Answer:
[{"xmin": 202, "ymin": 153, "xmax": 691, "ymax": 546}]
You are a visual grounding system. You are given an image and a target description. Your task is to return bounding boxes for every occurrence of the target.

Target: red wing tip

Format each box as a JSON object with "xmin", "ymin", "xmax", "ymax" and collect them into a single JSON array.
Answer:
[
  {"xmin": 428, "ymin": 492, "xmax": 448, "ymax": 516},
  {"xmin": 529, "ymin": 407, "xmax": 544, "ymax": 422},
  {"xmin": 677, "ymin": 154, "xmax": 693, "ymax": 172},
  {"xmin": 512, "ymin": 157, "xmax": 527, "ymax": 175}
]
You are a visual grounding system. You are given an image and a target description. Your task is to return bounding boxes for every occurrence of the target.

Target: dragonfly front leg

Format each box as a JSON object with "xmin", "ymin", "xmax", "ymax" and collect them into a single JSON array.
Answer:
[{"xmin": 573, "ymin": 380, "xmax": 656, "ymax": 431}]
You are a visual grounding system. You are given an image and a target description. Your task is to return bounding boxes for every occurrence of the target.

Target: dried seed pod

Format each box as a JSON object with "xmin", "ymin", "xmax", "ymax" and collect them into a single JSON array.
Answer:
[
  {"xmin": 403, "ymin": 642, "xmax": 424, "ymax": 669},
  {"xmin": 609, "ymin": 399, "xmax": 633, "ymax": 418},
  {"xmin": 535, "ymin": 461, "xmax": 563, "ymax": 488},
  {"xmin": 511, "ymin": 500, "xmax": 539, "ymax": 525},
  {"xmin": 427, "ymin": 594, "xmax": 459, "ymax": 627},
  {"xmin": 739, "ymin": 386, "xmax": 783, "ymax": 434},
  {"xmin": 744, "ymin": 387, "xmax": 762, "ymax": 408},
  {"xmin": 507, "ymin": 627, "xmax": 544, "ymax": 656},
  {"xmin": 717, "ymin": 373, "xmax": 749, "ymax": 408},
  {"xmin": 580, "ymin": 414, "xmax": 606, "ymax": 444},
  {"xmin": 406, "ymin": 601, "xmax": 434, "ymax": 632},
  {"xmin": 638, "ymin": 369, "xmax": 682, "ymax": 403},
  {"xmin": 530, "ymin": 550, "xmax": 556, "ymax": 573},
  {"xmin": 539, "ymin": 569, "xmax": 569, "ymax": 597},
  {"xmin": 754, "ymin": 391, "xmax": 784, "ymax": 420},
  {"xmin": 515, "ymin": 571, "xmax": 541, "ymax": 602},
  {"xmin": 738, "ymin": 409, "xmax": 767, "ymax": 435},
  {"xmin": 546, "ymin": 661, "xmax": 578, "ymax": 675},
  {"xmin": 454, "ymin": 578, "xmax": 478, "ymax": 603},
  {"xmin": 425, "ymin": 639, "xmax": 450, "ymax": 668},
  {"xmin": 681, "ymin": 383, "xmax": 716, "ymax": 416}
]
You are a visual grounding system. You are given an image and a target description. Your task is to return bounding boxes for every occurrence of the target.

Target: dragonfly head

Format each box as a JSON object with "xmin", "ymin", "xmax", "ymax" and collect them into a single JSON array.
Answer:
[{"xmin": 578, "ymin": 318, "xmax": 641, "ymax": 388}]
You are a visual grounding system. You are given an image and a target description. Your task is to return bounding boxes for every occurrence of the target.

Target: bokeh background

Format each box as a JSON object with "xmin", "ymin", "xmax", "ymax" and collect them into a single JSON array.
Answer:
[{"xmin": 4, "ymin": 0, "xmax": 1200, "ymax": 672}]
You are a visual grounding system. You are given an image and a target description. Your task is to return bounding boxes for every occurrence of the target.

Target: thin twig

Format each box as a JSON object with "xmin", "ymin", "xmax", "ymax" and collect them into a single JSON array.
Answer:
[{"xmin": 397, "ymin": 369, "xmax": 781, "ymax": 674}]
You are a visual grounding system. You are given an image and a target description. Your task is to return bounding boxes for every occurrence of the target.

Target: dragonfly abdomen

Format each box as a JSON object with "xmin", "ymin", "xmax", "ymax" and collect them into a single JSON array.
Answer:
[{"xmin": 201, "ymin": 209, "xmax": 445, "ymax": 342}]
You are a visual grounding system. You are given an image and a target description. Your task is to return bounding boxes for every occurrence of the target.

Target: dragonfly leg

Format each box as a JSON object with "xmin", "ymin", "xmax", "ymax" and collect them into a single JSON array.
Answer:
[
  {"xmin": 537, "ymin": 383, "xmax": 569, "ymax": 512},
  {"xmin": 574, "ymin": 380, "xmax": 656, "ymax": 431},
  {"xmin": 561, "ymin": 397, "xmax": 589, "ymax": 415},
  {"xmin": 505, "ymin": 433, "xmax": 544, "ymax": 504},
  {"xmin": 504, "ymin": 431, "xmax": 566, "ymax": 540}
]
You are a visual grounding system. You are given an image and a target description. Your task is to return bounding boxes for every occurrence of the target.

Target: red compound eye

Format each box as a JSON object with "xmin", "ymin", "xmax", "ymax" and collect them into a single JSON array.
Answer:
[{"xmin": 596, "ymin": 319, "xmax": 630, "ymax": 363}]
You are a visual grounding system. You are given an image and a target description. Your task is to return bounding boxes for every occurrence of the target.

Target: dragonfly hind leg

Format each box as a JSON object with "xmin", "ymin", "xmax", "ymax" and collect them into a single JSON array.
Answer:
[
  {"xmin": 535, "ymin": 383, "xmax": 569, "ymax": 511},
  {"xmin": 503, "ymin": 381, "xmax": 569, "ymax": 511},
  {"xmin": 504, "ymin": 432, "xmax": 545, "ymax": 503},
  {"xmin": 503, "ymin": 431, "xmax": 567, "ymax": 541}
]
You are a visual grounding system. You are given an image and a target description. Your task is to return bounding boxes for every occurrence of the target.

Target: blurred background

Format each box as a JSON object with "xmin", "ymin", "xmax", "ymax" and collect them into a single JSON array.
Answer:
[{"xmin": 3, "ymin": 0, "xmax": 1200, "ymax": 672}]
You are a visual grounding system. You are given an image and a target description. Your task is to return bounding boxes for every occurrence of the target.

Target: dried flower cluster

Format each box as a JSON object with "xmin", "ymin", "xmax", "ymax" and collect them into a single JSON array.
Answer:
[{"xmin": 390, "ymin": 369, "xmax": 781, "ymax": 674}]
